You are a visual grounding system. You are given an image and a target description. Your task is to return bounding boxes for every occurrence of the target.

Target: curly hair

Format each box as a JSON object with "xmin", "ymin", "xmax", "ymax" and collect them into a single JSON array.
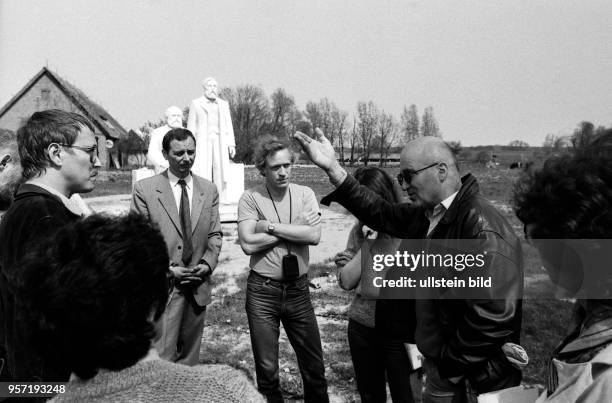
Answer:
[
  {"xmin": 253, "ymin": 135, "xmax": 296, "ymax": 175},
  {"xmin": 17, "ymin": 214, "xmax": 170, "ymax": 380},
  {"xmin": 513, "ymin": 129, "xmax": 612, "ymax": 239}
]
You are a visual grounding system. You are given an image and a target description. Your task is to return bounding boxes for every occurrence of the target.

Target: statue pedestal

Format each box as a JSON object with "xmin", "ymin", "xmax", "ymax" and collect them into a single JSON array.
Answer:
[{"xmin": 219, "ymin": 163, "xmax": 244, "ymax": 222}]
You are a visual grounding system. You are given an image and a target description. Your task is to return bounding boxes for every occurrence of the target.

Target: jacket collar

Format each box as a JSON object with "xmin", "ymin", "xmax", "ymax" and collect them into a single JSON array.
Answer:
[
  {"xmin": 14, "ymin": 183, "xmax": 82, "ymax": 217},
  {"xmin": 15, "ymin": 183, "xmax": 63, "ymax": 203},
  {"xmin": 438, "ymin": 174, "xmax": 479, "ymax": 226}
]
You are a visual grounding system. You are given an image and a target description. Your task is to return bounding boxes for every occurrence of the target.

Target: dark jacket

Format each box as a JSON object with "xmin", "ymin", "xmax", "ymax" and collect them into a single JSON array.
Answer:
[
  {"xmin": 0, "ymin": 184, "xmax": 79, "ymax": 382},
  {"xmin": 322, "ymin": 173, "xmax": 523, "ymax": 392}
]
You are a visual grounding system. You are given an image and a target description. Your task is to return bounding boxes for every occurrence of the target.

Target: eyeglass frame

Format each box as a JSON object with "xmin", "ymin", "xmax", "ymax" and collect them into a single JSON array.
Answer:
[
  {"xmin": 396, "ymin": 162, "xmax": 440, "ymax": 186},
  {"xmin": 57, "ymin": 143, "xmax": 99, "ymax": 163}
]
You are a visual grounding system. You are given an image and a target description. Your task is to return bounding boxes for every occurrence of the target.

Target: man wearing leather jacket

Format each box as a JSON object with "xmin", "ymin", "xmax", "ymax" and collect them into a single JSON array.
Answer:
[{"xmin": 294, "ymin": 130, "xmax": 523, "ymax": 402}]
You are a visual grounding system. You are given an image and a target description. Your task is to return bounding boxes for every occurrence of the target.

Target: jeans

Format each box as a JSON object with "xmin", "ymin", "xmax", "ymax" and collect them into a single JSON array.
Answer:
[
  {"xmin": 246, "ymin": 271, "xmax": 328, "ymax": 403},
  {"xmin": 348, "ymin": 319, "xmax": 420, "ymax": 403}
]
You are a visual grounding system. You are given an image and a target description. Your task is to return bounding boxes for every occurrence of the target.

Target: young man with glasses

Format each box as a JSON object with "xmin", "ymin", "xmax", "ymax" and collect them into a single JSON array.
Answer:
[
  {"xmin": 0, "ymin": 109, "xmax": 101, "ymax": 384},
  {"xmin": 294, "ymin": 130, "xmax": 523, "ymax": 403}
]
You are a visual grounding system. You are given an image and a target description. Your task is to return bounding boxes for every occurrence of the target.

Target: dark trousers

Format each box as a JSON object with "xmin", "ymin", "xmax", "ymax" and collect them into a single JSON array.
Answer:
[
  {"xmin": 423, "ymin": 357, "xmax": 520, "ymax": 403},
  {"xmin": 348, "ymin": 319, "xmax": 419, "ymax": 403},
  {"xmin": 246, "ymin": 271, "xmax": 328, "ymax": 403}
]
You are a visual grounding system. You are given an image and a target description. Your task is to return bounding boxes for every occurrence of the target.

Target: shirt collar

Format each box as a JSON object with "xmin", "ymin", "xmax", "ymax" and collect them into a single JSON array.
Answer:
[
  {"xmin": 425, "ymin": 191, "xmax": 458, "ymax": 220},
  {"xmin": 27, "ymin": 180, "xmax": 84, "ymax": 216},
  {"xmin": 167, "ymin": 170, "xmax": 192, "ymax": 188}
]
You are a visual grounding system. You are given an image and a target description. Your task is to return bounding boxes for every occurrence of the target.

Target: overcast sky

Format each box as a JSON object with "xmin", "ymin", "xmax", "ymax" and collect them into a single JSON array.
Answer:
[{"xmin": 1, "ymin": 0, "xmax": 611, "ymax": 146}]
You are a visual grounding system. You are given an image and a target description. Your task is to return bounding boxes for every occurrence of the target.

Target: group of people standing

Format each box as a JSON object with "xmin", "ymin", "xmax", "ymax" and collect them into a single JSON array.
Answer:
[{"xmin": 1, "ymin": 97, "xmax": 612, "ymax": 403}]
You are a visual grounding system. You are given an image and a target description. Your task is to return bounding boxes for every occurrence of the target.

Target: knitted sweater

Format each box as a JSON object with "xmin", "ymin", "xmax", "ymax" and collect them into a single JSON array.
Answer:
[{"xmin": 49, "ymin": 359, "xmax": 264, "ymax": 403}]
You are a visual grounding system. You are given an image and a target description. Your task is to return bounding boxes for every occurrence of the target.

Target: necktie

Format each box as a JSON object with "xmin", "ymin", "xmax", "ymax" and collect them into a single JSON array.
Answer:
[{"xmin": 178, "ymin": 179, "xmax": 193, "ymax": 266}]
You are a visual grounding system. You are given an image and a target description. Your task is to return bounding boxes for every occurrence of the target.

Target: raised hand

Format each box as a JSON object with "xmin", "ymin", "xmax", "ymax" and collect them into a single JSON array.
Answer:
[{"xmin": 293, "ymin": 128, "xmax": 339, "ymax": 172}]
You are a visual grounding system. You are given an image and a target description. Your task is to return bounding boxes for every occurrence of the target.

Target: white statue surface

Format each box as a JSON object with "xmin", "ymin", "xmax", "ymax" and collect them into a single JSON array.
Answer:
[
  {"xmin": 146, "ymin": 105, "xmax": 184, "ymax": 174},
  {"xmin": 187, "ymin": 78, "xmax": 236, "ymax": 202}
]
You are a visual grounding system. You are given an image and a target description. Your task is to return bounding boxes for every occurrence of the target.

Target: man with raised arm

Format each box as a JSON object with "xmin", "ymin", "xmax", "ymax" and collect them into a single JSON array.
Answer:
[
  {"xmin": 294, "ymin": 129, "xmax": 523, "ymax": 403},
  {"xmin": 237, "ymin": 136, "xmax": 328, "ymax": 403}
]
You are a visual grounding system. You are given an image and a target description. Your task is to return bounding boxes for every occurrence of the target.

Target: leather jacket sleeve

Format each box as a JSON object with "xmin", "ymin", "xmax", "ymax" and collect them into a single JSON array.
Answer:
[
  {"xmin": 321, "ymin": 175, "xmax": 426, "ymax": 238},
  {"xmin": 438, "ymin": 206, "xmax": 523, "ymax": 379}
]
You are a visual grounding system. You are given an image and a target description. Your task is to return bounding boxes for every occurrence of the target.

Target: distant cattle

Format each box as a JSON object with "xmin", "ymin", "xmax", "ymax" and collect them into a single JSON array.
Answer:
[{"xmin": 510, "ymin": 161, "xmax": 533, "ymax": 170}]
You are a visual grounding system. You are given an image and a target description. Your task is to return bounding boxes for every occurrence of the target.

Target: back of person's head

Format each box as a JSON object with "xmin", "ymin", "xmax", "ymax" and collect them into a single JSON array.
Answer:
[
  {"xmin": 17, "ymin": 109, "xmax": 95, "ymax": 180},
  {"xmin": 354, "ymin": 166, "xmax": 399, "ymax": 204},
  {"xmin": 18, "ymin": 214, "xmax": 170, "ymax": 380},
  {"xmin": 0, "ymin": 142, "xmax": 22, "ymax": 211},
  {"xmin": 254, "ymin": 135, "xmax": 295, "ymax": 175},
  {"xmin": 514, "ymin": 129, "xmax": 612, "ymax": 239},
  {"xmin": 161, "ymin": 128, "xmax": 195, "ymax": 152}
]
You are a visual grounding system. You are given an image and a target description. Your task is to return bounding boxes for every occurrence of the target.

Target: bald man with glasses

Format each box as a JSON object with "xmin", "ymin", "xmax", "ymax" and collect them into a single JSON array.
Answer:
[
  {"xmin": 295, "ymin": 131, "xmax": 523, "ymax": 403},
  {"xmin": 0, "ymin": 109, "xmax": 101, "ymax": 385}
]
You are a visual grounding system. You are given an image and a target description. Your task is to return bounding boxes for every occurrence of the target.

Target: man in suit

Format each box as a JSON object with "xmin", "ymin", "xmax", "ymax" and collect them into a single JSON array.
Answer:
[
  {"xmin": 131, "ymin": 128, "xmax": 222, "ymax": 366},
  {"xmin": 187, "ymin": 77, "xmax": 236, "ymax": 202},
  {"xmin": 146, "ymin": 105, "xmax": 184, "ymax": 174}
]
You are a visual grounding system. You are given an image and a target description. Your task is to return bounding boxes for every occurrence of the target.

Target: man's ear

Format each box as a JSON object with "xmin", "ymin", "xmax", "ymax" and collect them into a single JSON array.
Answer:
[
  {"xmin": 162, "ymin": 150, "xmax": 169, "ymax": 161},
  {"xmin": 437, "ymin": 162, "xmax": 448, "ymax": 182},
  {"xmin": 47, "ymin": 143, "xmax": 63, "ymax": 167}
]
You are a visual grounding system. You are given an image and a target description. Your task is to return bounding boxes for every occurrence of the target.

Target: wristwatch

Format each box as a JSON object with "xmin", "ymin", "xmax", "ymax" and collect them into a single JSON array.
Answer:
[{"xmin": 267, "ymin": 224, "xmax": 276, "ymax": 234}]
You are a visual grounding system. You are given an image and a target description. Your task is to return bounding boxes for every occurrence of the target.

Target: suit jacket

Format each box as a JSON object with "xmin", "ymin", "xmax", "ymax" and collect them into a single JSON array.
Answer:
[
  {"xmin": 130, "ymin": 171, "xmax": 222, "ymax": 306},
  {"xmin": 187, "ymin": 97, "xmax": 235, "ymax": 183}
]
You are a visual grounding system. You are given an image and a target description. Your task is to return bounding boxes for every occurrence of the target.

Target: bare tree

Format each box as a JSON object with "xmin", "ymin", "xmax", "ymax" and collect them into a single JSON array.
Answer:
[
  {"xmin": 543, "ymin": 133, "xmax": 569, "ymax": 153},
  {"xmin": 269, "ymin": 88, "xmax": 300, "ymax": 138},
  {"xmin": 400, "ymin": 104, "xmax": 420, "ymax": 142},
  {"xmin": 356, "ymin": 101, "xmax": 379, "ymax": 166},
  {"xmin": 377, "ymin": 111, "xmax": 398, "ymax": 166},
  {"xmin": 220, "ymin": 85, "xmax": 270, "ymax": 163},
  {"xmin": 348, "ymin": 116, "xmax": 358, "ymax": 166},
  {"xmin": 421, "ymin": 106, "xmax": 441, "ymax": 137},
  {"xmin": 570, "ymin": 121, "xmax": 608, "ymax": 150},
  {"xmin": 507, "ymin": 140, "xmax": 529, "ymax": 149},
  {"xmin": 305, "ymin": 98, "xmax": 333, "ymax": 143},
  {"xmin": 330, "ymin": 107, "xmax": 348, "ymax": 165}
]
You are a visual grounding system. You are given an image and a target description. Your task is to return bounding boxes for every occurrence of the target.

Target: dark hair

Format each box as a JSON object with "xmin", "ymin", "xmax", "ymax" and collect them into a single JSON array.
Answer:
[
  {"xmin": 513, "ymin": 129, "xmax": 612, "ymax": 239},
  {"xmin": 17, "ymin": 109, "xmax": 95, "ymax": 180},
  {"xmin": 17, "ymin": 214, "xmax": 170, "ymax": 380},
  {"xmin": 162, "ymin": 128, "xmax": 196, "ymax": 152},
  {"xmin": 254, "ymin": 135, "xmax": 295, "ymax": 175},
  {"xmin": 354, "ymin": 166, "xmax": 399, "ymax": 204}
]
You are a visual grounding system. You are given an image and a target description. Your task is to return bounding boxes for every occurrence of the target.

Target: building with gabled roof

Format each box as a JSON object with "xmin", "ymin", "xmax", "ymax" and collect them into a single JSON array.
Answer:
[{"xmin": 0, "ymin": 67, "xmax": 127, "ymax": 169}]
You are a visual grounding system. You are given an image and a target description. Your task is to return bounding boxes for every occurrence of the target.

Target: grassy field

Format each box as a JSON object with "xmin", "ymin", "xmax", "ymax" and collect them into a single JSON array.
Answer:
[{"xmin": 91, "ymin": 162, "xmax": 571, "ymax": 399}]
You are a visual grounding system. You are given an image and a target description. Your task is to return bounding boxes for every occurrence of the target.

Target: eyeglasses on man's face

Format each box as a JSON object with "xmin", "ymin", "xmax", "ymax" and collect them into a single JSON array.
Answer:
[
  {"xmin": 396, "ymin": 162, "xmax": 439, "ymax": 186},
  {"xmin": 59, "ymin": 143, "xmax": 99, "ymax": 163}
]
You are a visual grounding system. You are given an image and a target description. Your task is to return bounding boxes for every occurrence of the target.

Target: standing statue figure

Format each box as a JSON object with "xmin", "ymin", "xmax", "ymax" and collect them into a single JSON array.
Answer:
[
  {"xmin": 147, "ymin": 106, "xmax": 184, "ymax": 174},
  {"xmin": 187, "ymin": 77, "xmax": 236, "ymax": 202}
]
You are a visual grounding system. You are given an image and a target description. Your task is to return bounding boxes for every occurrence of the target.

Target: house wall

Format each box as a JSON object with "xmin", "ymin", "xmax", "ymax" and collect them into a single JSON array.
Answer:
[{"xmin": 0, "ymin": 75, "xmax": 110, "ymax": 169}]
